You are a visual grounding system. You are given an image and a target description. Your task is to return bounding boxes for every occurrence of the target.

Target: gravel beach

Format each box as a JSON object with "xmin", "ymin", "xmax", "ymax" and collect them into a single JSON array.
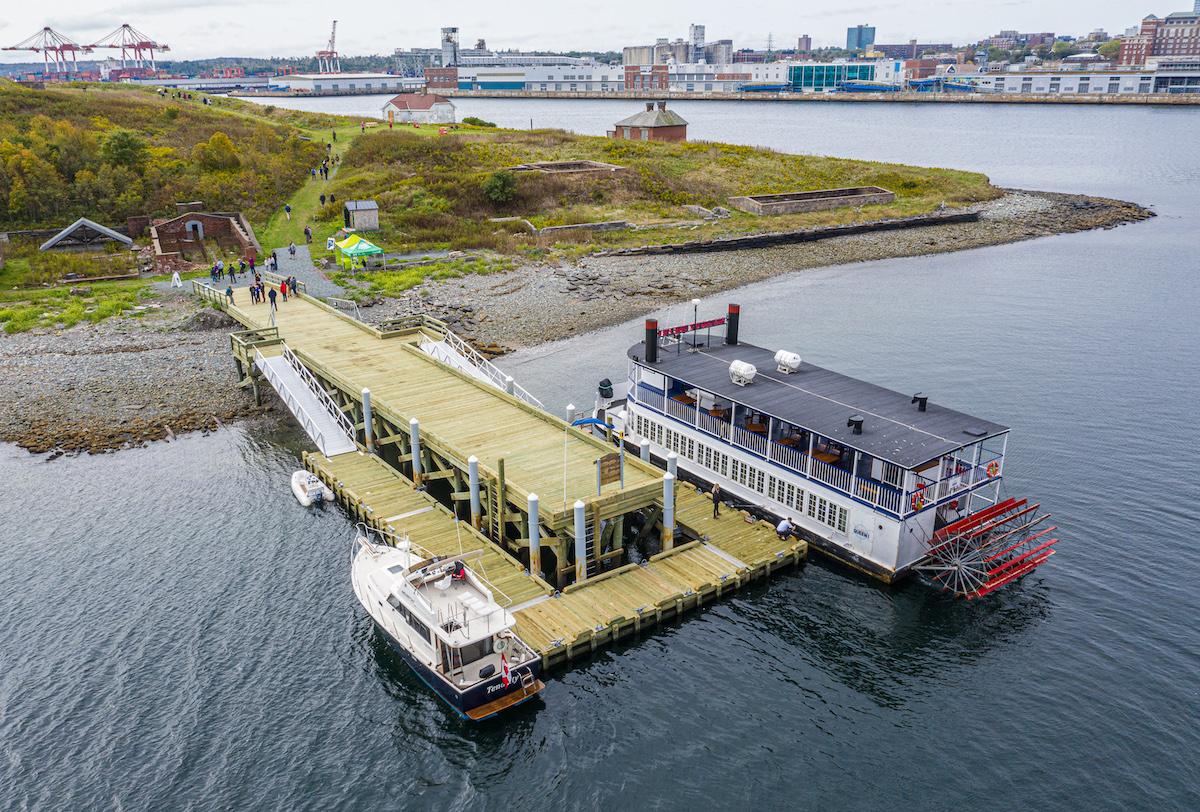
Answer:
[{"xmin": 0, "ymin": 189, "xmax": 1151, "ymax": 455}]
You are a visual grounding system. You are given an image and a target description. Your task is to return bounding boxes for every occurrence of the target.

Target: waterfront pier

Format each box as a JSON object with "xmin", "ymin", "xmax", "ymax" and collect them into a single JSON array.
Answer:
[{"xmin": 195, "ymin": 279, "xmax": 805, "ymax": 667}]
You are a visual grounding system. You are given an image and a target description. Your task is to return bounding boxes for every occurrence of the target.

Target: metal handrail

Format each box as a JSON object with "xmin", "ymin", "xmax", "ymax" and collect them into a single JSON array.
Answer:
[
  {"xmin": 423, "ymin": 329, "xmax": 545, "ymax": 410},
  {"xmin": 255, "ymin": 348, "xmax": 330, "ymax": 455},
  {"xmin": 280, "ymin": 344, "xmax": 356, "ymax": 439}
]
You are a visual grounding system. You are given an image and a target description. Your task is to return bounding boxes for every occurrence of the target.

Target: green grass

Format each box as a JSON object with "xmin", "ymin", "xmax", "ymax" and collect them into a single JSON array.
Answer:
[
  {"xmin": 330, "ymin": 256, "xmax": 516, "ymax": 300},
  {"xmin": 311, "ymin": 127, "xmax": 1001, "ymax": 262}
]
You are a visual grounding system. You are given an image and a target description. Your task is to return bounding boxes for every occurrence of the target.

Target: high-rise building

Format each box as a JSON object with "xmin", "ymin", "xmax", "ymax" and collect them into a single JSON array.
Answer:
[
  {"xmin": 704, "ymin": 39, "xmax": 733, "ymax": 64},
  {"xmin": 1119, "ymin": 12, "xmax": 1200, "ymax": 65},
  {"xmin": 797, "ymin": 34, "xmax": 812, "ymax": 53},
  {"xmin": 688, "ymin": 24, "xmax": 706, "ymax": 62},
  {"xmin": 847, "ymin": 24, "xmax": 876, "ymax": 51}
]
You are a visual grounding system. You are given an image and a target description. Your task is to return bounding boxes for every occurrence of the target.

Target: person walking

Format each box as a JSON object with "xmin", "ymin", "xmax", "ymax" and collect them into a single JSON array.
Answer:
[
  {"xmin": 304, "ymin": 226, "xmax": 312, "ymax": 244},
  {"xmin": 225, "ymin": 285, "xmax": 234, "ymax": 304},
  {"xmin": 284, "ymin": 203, "xmax": 292, "ymax": 221},
  {"xmin": 239, "ymin": 258, "xmax": 246, "ymax": 275},
  {"xmin": 319, "ymin": 193, "xmax": 326, "ymax": 206},
  {"xmin": 248, "ymin": 255, "xmax": 255, "ymax": 273},
  {"xmin": 329, "ymin": 193, "xmax": 336, "ymax": 205},
  {"xmin": 332, "ymin": 129, "xmax": 337, "ymax": 142},
  {"xmin": 280, "ymin": 280, "xmax": 288, "ymax": 302},
  {"xmin": 267, "ymin": 287, "xmax": 277, "ymax": 310},
  {"xmin": 711, "ymin": 483, "xmax": 721, "ymax": 518},
  {"xmin": 228, "ymin": 264, "xmax": 236, "ymax": 283},
  {"xmin": 288, "ymin": 241, "xmax": 297, "ymax": 258}
]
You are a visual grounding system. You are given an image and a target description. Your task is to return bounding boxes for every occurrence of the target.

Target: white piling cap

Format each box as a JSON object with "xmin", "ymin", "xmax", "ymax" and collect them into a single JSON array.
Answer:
[{"xmin": 409, "ymin": 417, "xmax": 419, "ymax": 426}]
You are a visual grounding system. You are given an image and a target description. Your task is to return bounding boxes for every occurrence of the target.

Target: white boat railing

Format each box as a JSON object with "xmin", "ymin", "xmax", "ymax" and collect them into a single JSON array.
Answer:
[
  {"xmin": 730, "ymin": 423, "xmax": 768, "ymax": 457},
  {"xmin": 768, "ymin": 441, "xmax": 809, "ymax": 474},
  {"xmin": 664, "ymin": 397, "xmax": 696, "ymax": 424},
  {"xmin": 697, "ymin": 411, "xmax": 731, "ymax": 440},
  {"xmin": 281, "ymin": 344, "xmax": 356, "ymax": 439},
  {"xmin": 256, "ymin": 348, "xmax": 331, "ymax": 456},
  {"xmin": 856, "ymin": 479, "xmax": 904, "ymax": 514},
  {"xmin": 807, "ymin": 454, "xmax": 853, "ymax": 493},
  {"xmin": 632, "ymin": 385, "xmax": 664, "ymax": 412}
]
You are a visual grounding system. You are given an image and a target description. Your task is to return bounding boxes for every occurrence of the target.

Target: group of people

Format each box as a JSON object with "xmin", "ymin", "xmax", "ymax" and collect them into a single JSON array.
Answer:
[
  {"xmin": 245, "ymin": 274, "xmax": 300, "ymax": 310},
  {"xmin": 209, "ymin": 256, "xmax": 253, "ymax": 285},
  {"xmin": 319, "ymin": 193, "xmax": 337, "ymax": 207}
]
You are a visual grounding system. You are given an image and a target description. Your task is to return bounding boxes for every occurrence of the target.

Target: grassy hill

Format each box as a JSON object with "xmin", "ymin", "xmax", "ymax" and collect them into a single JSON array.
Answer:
[
  {"xmin": 315, "ymin": 125, "xmax": 1001, "ymax": 259},
  {"xmin": 0, "ymin": 82, "xmax": 328, "ymax": 228}
]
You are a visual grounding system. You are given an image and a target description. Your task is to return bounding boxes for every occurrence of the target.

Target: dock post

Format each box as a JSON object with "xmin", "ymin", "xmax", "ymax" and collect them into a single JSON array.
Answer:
[
  {"xmin": 528, "ymin": 493, "xmax": 541, "ymax": 578},
  {"xmin": 667, "ymin": 451, "xmax": 678, "ymax": 478},
  {"xmin": 640, "ymin": 438, "xmax": 650, "ymax": 461},
  {"xmin": 362, "ymin": 388, "xmax": 374, "ymax": 453},
  {"xmin": 573, "ymin": 500, "xmax": 587, "ymax": 583},
  {"xmin": 565, "ymin": 403, "xmax": 576, "ymax": 424},
  {"xmin": 468, "ymin": 456, "xmax": 481, "ymax": 529},
  {"xmin": 662, "ymin": 472, "xmax": 675, "ymax": 550},
  {"xmin": 505, "ymin": 375, "xmax": 515, "ymax": 395},
  {"xmin": 409, "ymin": 418, "xmax": 422, "ymax": 486}
]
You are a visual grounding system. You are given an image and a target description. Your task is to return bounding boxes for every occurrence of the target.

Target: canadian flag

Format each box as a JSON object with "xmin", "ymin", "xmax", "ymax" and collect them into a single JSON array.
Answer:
[{"xmin": 500, "ymin": 653, "xmax": 511, "ymax": 688}]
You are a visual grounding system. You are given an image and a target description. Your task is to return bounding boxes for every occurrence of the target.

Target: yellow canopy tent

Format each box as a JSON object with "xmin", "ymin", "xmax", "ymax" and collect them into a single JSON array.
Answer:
[{"xmin": 335, "ymin": 234, "xmax": 384, "ymax": 269}]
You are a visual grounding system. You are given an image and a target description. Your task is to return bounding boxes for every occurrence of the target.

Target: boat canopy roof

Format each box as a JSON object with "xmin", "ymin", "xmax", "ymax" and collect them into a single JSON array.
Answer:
[{"xmin": 630, "ymin": 340, "xmax": 1008, "ymax": 468}]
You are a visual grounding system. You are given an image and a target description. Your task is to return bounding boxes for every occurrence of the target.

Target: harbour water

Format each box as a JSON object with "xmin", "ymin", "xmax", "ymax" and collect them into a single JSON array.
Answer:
[{"xmin": 3, "ymin": 100, "xmax": 1199, "ymax": 809}]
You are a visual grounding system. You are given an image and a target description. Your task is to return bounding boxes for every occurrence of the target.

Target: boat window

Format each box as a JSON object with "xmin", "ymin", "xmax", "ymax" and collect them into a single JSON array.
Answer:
[
  {"xmin": 455, "ymin": 637, "xmax": 495, "ymax": 666},
  {"xmin": 387, "ymin": 564, "xmax": 406, "ymax": 574}
]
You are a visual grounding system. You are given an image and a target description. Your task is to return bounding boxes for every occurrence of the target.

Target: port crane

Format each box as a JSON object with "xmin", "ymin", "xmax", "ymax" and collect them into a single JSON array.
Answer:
[
  {"xmin": 3, "ymin": 27, "xmax": 92, "ymax": 74},
  {"xmin": 316, "ymin": 20, "xmax": 340, "ymax": 73},
  {"xmin": 88, "ymin": 24, "xmax": 169, "ymax": 70}
]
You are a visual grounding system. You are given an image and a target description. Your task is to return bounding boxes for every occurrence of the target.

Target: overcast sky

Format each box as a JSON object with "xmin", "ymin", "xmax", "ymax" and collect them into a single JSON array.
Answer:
[{"xmin": 0, "ymin": 1, "xmax": 1156, "ymax": 63}]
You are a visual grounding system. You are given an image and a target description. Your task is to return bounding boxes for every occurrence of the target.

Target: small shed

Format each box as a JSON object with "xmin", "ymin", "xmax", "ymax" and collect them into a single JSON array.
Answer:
[
  {"xmin": 39, "ymin": 218, "xmax": 133, "ymax": 252},
  {"xmin": 381, "ymin": 92, "xmax": 456, "ymax": 124},
  {"xmin": 609, "ymin": 101, "xmax": 688, "ymax": 143},
  {"xmin": 344, "ymin": 200, "xmax": 379, "ymax": 231}
]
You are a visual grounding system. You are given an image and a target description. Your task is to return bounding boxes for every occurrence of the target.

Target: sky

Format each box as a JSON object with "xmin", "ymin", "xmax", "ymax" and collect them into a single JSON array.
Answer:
[{"xmin": 0, "ymin": 1, "xmax": 1158, "ymax": 63}]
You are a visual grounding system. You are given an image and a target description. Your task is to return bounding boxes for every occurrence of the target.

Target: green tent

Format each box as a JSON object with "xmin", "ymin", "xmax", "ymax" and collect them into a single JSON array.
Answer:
[{"xmin": 335, "ymin": 234, "xmax": 383, "ymax": 268}]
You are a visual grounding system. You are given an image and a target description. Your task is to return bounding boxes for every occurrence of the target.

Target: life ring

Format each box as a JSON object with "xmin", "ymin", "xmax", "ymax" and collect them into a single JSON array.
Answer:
[
  {"xmin": 949, "ymin": 499, "xmax": 959, "ymax": 511},
  {"xmin": 911, "ymin": 491, "xmax": 925, "ymax": 511},
  {"xmin": 986, "ymin": 460, "xmax": 1000, "ymax": 478}
]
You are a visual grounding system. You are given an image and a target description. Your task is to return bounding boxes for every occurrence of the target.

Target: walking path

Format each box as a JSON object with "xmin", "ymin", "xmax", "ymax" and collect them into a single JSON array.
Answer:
[{"xmin": 272, "ymin": 245, "xmax": 345, "ymax": 300}]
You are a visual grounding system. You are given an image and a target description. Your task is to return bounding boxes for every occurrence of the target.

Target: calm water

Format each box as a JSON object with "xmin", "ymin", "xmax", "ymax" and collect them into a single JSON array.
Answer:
[{"xmin": 4, "ymin": 100, "xmax": 1199, "ymax": 810}]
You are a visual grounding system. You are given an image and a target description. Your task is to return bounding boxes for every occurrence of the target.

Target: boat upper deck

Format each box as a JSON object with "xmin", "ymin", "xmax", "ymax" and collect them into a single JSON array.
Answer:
[{"xmin": 629, "ymin": 339, "xmax": 1008, "ymax": 469}]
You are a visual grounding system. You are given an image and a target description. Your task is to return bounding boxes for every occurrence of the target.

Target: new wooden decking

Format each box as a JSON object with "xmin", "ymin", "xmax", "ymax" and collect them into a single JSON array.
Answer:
[
  {"xmin": 306, "ymin": 447, "xmax": 804, "ymax": 667},
  {"xmin": 207, "ymin": 282, "xmax": 805, "ymax": 668}
]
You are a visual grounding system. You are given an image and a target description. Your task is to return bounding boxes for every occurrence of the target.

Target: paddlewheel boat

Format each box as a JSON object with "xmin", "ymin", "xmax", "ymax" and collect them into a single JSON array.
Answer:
[
  {"xmin": 350, "ymin": 525, "xmax": 544, "ymax": 720},
  {"xmin": 593, "ymin": 304, "xmax": 1057, "ymax": 597}
]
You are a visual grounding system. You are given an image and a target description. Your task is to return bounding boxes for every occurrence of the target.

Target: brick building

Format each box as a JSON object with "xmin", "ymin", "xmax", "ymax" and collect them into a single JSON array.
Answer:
[
  {"xmin": 609, "ymin": 101, "xmax": 688, "ymax": 143},
  {"xmin": 623, "ymin": 65, "xmax": 669, "ymax": 90},
  {"xmin": 1120, "ymin": 12, "xmax": 1200, "ymax": 66}
]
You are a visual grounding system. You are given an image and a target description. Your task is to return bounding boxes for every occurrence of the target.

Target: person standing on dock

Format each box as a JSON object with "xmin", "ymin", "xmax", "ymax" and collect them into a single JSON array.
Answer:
[
  {"xmin": 268, "ymin": 287, "xmax": 277, "ymax": 310},
  {"xmin": 280, "ymin": 280, "xmax": 288, "ymax": 302},
  {"xmin": 224, "ymin": 285, "xmax": 234, "ymax": 304},
  {"xmin": 711, "ymin": 484, "xmax": 721, "ymax": 518}
]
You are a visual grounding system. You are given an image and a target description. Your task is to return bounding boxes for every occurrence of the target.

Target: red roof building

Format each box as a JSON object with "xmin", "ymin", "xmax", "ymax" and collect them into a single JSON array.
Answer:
[{"xmin": 381, "ymin": 92, "xmax": 456, "ymax": 124}]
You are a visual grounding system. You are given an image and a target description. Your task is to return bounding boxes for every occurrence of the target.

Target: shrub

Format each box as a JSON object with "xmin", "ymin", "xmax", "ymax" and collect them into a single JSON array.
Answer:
[
  {"xmin": 481, "ymin": 170, "xmax": 517, "ymax": 205},
  {"xmin": 462, "ymin": 116, "xmax": 497, "ymax": 128}
]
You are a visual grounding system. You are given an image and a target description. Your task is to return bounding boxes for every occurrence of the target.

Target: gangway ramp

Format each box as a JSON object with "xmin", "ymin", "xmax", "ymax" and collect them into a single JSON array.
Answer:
[{"xmin": 255, "ymin": 346, "xmax": 356, "ymax": 457}]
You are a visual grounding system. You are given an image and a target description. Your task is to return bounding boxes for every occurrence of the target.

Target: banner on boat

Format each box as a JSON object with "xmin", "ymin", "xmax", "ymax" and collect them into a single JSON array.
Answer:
[{"xmin": 658, "ymin": 317, "xmax": 726, "ymax": 338}]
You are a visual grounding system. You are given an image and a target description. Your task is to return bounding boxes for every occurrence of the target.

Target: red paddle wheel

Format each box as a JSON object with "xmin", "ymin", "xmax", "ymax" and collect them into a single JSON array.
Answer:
[{"xmin": 915, "ymin": 497, "xmax": 1058, "ymax": 599}]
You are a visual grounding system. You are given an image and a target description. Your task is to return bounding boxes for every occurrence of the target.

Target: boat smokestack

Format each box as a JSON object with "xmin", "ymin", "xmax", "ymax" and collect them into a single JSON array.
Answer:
[
  {"xmin": 725, "ymin": 304, "xmax": 740, "ymax": 346},
  {"xmin": 645, "ymin": 318, "xmax": 659, "ymax": 363},
  {"xmin": 912, "ymin": 393, "xmax": 928, "ymax": 412}
]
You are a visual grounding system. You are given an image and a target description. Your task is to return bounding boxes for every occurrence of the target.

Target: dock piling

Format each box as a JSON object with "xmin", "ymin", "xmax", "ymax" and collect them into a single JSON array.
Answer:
[
  {"xmin": 640, "ymin": 438, "xmax": 651, "ymax": 461},
  {"xmin": 409, "ymin": 418, "xmax": 423, "ymax": 485},
  {"xmin": 468, "ymin": 455, "xmax": 481, "ymax": 529},
  {"xmin": 528, "ymin": 493, "xmax": 541, "ymax": 577},
  {"xmin": 662, "ymin": 472, "xmax": 676, "ymax": 550},
  {"xmin": 667, "ymin": 451, "xmax": 678, "ymax": 478},
  {"xmin": 574, "ymin": 500, "xmax": 587, "ymax": 583},
  {"xmin": 362, "ymin": 388, "xmax": 374, "ymax": 453}
]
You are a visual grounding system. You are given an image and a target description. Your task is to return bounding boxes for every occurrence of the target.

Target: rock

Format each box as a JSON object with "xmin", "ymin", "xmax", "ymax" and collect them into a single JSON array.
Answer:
[
  {"xmin": 69, "ymin": 286, "xmax": 92, "ymax": 297},
  {"xmin": 180, "ymin": 308, "xmax": 237, "ymax": 331}
]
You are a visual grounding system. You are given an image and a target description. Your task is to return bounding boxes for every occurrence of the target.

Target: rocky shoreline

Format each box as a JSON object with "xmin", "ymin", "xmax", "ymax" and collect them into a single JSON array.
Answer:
[{"xmin": 0, "ymin": 189, "xmax": 1152, "ymax": 456}]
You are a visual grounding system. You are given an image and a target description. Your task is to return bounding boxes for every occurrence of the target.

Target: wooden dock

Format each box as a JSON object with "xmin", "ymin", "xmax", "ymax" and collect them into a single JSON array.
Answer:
[{"xmin": 198, "ymin": 280, "xmax": 805, "ymax": 667}]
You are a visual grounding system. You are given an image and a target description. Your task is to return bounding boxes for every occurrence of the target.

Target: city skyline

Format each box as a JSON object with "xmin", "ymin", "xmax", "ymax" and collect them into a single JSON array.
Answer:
[{"xmin": 0, "ymin": 0, "xmax": 1166, "ymax": 63}]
